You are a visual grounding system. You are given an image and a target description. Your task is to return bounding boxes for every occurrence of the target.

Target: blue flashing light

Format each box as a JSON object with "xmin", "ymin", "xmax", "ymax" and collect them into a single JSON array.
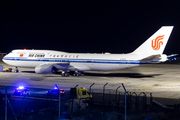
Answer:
[
  {"xmin": 18, "ymin": 86, "xmax": 24, "ymax": 89},
  {"xmin": 54, "ymin": 86, "xmax": 58, "ymax": 90}
]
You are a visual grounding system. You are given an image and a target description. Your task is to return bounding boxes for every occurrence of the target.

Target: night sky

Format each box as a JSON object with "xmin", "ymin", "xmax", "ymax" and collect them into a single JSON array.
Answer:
[{"xmin": 0, "ymin": 1, "xmax": 180, "ymax": 54}]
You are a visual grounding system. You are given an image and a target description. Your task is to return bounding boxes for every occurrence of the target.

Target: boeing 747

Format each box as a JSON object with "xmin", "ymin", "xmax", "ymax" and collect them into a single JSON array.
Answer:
[{"xmin": 2, "ymin": 26, "xmax": 174, "ymax": 76}]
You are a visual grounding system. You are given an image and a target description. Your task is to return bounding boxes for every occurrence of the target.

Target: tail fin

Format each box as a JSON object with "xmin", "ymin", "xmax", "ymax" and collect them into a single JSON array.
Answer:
[{"xmin": 132, "ymin": 26, "xmax": 174, "ymax": 55}]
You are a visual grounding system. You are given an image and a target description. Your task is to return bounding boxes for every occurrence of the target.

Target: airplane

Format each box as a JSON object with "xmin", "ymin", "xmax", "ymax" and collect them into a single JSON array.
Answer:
[{"xmin": 2, "ymin": 26, "xmax": 174, "ymax": 77}]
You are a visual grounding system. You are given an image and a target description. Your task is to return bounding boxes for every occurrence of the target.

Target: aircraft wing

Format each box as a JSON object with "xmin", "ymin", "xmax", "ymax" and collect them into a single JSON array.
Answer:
[
  {"xmin": 67, "ymin": 63, "xmax": 91, "ymax": 71},
  {"xmin": 35, "ymin": 62, "xmax": 69, "ymax": 74},
  {"xmin": 53, "ymin": 62, "xmax": 70, "ymax": 69},
  {"xmin": 54, "ymin": 63, "xmax": 91, "ymax": 71},
  {"xmin": 35, "ymin": 62, "xmax": 90, "ymax": 74}
]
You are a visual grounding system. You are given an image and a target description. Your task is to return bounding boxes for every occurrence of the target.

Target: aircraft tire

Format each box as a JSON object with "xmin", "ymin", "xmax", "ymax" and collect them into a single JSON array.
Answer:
[{"xmin": 65, "ymin": 73, "xmax": 69, "ymax": 77}]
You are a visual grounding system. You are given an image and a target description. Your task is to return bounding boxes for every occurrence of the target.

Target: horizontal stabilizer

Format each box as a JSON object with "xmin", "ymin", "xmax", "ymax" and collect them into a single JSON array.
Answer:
[
  {"xmin": 167, "ymin": 54, "xmax": 178, "ymax": 58},
  {"xmin": 141, "ymin": 55, "xmax": 161, "ymax": 61}
]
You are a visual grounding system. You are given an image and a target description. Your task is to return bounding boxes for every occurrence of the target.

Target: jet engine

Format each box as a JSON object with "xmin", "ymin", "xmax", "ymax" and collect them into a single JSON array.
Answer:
[{"xmin": 35, "ymin": 64, "xmax": 55, "ymax": 74}]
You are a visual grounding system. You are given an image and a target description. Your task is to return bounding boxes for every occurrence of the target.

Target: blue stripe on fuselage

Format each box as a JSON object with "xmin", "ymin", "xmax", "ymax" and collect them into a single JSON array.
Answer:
[{"xmin": 2, "ymin": 57, "xmax": 156, "ymax": 64}]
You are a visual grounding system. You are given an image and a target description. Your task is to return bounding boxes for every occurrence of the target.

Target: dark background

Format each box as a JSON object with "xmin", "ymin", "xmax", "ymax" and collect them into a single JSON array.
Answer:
[{"xmin": 0, "ymin": 1, "xmax": 179, "ymax": 54}]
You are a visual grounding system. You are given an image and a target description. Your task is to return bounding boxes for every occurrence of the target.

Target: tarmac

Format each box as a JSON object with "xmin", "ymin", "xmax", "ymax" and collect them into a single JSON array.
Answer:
[{"xmin": 0, "ymin": 61, "xmax": 180, "ymax": 101}]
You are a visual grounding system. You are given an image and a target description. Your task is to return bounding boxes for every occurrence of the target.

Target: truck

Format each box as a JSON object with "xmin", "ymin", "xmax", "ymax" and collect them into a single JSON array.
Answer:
[
  {"xmin": 70, "ymin": 87, "xmax": 92, "ymax": 100},
  {"xmin": 3, "ymin": 68, "xmax": 12, "ymax": 72},
  {"xmin": 65, "ymin": 87, "xmax": 92, "ymax": 112}
]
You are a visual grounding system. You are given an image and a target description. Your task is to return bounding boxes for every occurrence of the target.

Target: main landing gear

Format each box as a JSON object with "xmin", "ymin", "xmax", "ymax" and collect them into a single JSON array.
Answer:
[
  {"xmin": 61, "ymin": 70, "xmax": 84, "ymax": 77},
  {"xmin": 73, "ymin": 71, "xmax": 84, "ymax": 76},
  {"xmin": 61, "ymin": 70, "xmax": 69, "ymax": 77}
]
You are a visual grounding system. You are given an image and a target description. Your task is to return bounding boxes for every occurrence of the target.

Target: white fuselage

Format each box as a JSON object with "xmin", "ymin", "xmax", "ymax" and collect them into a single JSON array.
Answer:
[{"xmin": 2, "ymin": 49, "xmax": 150, "ymax": 71}]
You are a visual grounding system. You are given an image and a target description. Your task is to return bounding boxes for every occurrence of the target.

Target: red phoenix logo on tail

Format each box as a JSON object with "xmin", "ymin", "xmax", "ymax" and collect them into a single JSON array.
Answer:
[{"xmin": 151, "ymin": 35, "xmax": 164, "ymax": 51}]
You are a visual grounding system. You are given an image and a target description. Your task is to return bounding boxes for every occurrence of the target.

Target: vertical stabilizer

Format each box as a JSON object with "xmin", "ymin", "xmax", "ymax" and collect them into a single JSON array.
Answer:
[{"xmin": 132, "ymin": 26, "xmax": 173, "ymax": 55}]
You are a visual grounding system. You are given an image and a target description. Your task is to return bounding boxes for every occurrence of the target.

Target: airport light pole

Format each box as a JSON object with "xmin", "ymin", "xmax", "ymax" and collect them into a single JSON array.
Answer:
[
  {"xmin": 116, "ymin": 86, "xmax": 121, "ymax": 102},
  {"xmin": 103, "ymin": 82, "xmax": 108, "ymax": 117},
  {"xmin": 21, "ymin": 95, "xmax": 25, "ymax": 120},
  {"xmin": 122, "ymin": 83, "xmax": 126, "ymax": 120},
  {"xmin": 89, "ymin": 83, "xmax": 95, "ymax": 112},
  {"xmin": 55, "ymin": 84, "xmax": 60, "ymax": 120},
  {"xmin": 89, "ymin": 83, "xmax": 95, "ymax": 94},
  {"xmin": 5, "ymin": 86, "xmax": 7, "ymax": 120}
]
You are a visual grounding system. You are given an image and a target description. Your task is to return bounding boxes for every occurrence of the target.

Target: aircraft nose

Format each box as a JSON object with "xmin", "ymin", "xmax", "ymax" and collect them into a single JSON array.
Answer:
[
  {"xmin": 2, "ymin": 56, "xmax": 6, "ymax": 62},
  {"xmin": 2, "ymin": 55, "xmax": 8, "ymax": 63}
]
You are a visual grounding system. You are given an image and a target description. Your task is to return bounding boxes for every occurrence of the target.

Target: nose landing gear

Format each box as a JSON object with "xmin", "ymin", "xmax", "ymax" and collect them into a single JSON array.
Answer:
[{"xmin": 14, "ymin": 67, "xmax": 19, "ymax": 73}]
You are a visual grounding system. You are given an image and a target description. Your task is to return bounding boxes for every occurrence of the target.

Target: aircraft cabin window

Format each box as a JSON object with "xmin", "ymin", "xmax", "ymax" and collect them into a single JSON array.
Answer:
[
  {"xmin": 53, "ymin": 55, "xmax": 55, "ymax": 57},
  {"xmin": 69, "ymin": 55, "xmax": 71, "ymax": 58},
  {"xmin": 65, "ymin": 55, "xmax": 67, "ymax": 57},
  {"xmin": 61, "ymin": 55, "xmax": 63, "ymax": 57},
  {"xmin": 57, "ymin": 55, "xmax": 59, "ymax": 57},
  {"xmin": 76, "ymin": 55, "xmax": 79, "ymax": 58}
]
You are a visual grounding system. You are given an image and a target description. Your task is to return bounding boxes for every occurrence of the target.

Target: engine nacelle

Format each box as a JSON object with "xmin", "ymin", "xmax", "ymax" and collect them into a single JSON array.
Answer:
[{"xmin": 35, "ymin": 64, "xmax": 54, "ymax": 74}]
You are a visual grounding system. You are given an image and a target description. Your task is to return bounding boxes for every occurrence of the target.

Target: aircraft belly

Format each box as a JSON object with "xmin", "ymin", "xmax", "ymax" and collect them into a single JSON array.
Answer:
[{"xmin": 3, "ymin": 60, "xmax": 27, "ymax": 67}]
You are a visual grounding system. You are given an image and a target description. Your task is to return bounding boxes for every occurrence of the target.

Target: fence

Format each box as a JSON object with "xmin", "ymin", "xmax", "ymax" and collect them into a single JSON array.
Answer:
[{"xmin": 1, "ymin": 83, "xmax": 180, "ymax": 119}]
